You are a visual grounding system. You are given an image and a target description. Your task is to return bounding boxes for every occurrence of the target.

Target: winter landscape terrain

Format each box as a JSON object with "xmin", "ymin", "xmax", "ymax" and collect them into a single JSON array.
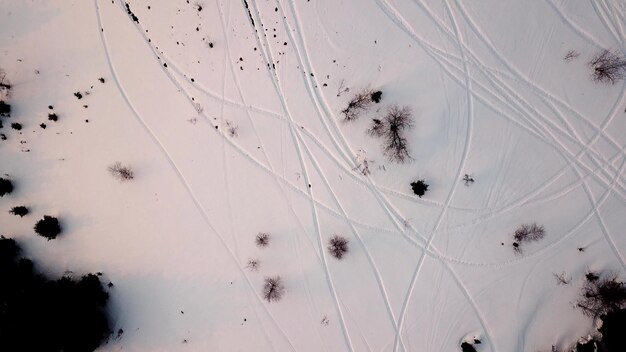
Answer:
[{"xmin": 1, "ymin": 0, "xmax": 626, "ymax": 351}]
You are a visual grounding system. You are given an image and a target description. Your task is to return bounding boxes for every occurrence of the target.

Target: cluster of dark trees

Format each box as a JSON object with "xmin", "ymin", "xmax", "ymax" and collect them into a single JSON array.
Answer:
[{"xmin": 0, "ymin": 237, "xmax": 112, "ymax": 351}]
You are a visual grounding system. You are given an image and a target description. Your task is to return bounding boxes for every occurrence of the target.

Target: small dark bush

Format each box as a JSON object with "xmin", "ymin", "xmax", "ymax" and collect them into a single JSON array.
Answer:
[
  {"xmin": 255, "ymin": 232, "xmax": 271, "ymax": 248},
  {"xmin": 341, "ymin": 89, "xmax": 374, "ymax": 122},
  {"xmin": 585, "ymin": 271, "xmax": 600, "ymax": 282},
  {"xmin": 0, "ymin": 237, "xmax": 112, "ymax": 351},
  {"xmin": 327, "ymin": 235, "xmax": 349, "ymax": 260},
  {"xmin": 0, "ymin": 178, "xmax": 13, "ymax": 197},
  {"xmin": 371, "ymin": 90, "xmax": 382, "ymax": 103},
  {"xmin": 263, "ymin": 276, "xmax": 285, "ymax": 302},
  {"xmin": 34, "ymin": 215, "xmax": 62, "ymax": 240},
  {"xmin": 74, "ymin": 91, "xmax": 83, "ymax": 99},
  {"xmin": 10, "ymin": 122, "xmax": 21, "ymax": 131},
  {"xmin": 461, "ymin": 342, "xmax": 477, "ymax": 352},
  {"xmin": 98, "ymin": 77, "xmax": 105, "ymax": 83},
  {"xmin": 589, "ymin": 49, "xmax": 626, "ymax": 84},
  {"xmin": 108, "ymin": 162, "xmax": 134, "ymax": 181},
  {"xmin": 577, "ymin": 272, "xmax": 626, "ymax": 317},
  {"xmin": 9, "ymin": 206, "xmax": 28, "ymax": 217},
  {"xmin": 410, "ymin": 179, "xmax": 429, "ymax": 198},
  {"xmin": 0, "ymin": 101, "xmax": 10, "ymax": 117},
  {"xmin": 48, "ymin": 113, "xmax": 58, "ymax": 121}
]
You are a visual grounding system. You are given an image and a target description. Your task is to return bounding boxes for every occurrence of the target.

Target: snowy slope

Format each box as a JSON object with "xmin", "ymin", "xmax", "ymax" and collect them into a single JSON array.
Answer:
[{"xmin": 1, "ymin": 0, "xmax": 625, "ymax": 351}]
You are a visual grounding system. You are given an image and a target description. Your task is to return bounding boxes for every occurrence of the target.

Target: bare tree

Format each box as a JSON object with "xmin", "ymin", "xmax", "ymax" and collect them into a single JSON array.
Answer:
[
  {"xmin": 378, "ymin": 105, "xmax": 413, "ymax": 163},
  {"xmin": 589, "ymin": 49, "xmax": 626, "ymax": 84},
  {"xmin": 108, "ymin": 162, "xmax": 134, "ymax": 181},
  {"xmin": 327, "ymin": 235, "xmax": 349, "ymax": 260},
  {"xmin": 255, "ymin": 232, "xmax": 271, "ymax": 248},
  {"xmin": 263, "ymin": 276, "xmax": 285, "ymax": 302},
  {"xmin": 341, "ymin": 89, "xmax": 374, "ymax": 122},
  {"xmin": 462, "ymin": 174, "xmax": 475, "ymax": 186}
]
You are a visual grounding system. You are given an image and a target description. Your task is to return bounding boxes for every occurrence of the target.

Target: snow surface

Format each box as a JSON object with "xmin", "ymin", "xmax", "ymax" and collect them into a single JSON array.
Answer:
[{"xmin": 1, "ymin": 0, "xmax": 625, "ymax": 351}]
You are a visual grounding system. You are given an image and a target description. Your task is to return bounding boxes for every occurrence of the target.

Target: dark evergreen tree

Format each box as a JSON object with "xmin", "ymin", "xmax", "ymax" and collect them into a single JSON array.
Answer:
[
  {"xmin": 9, "ymin": 205, "xmax": 28, "ymax": 217},
  {"xmin": 0, "ymin": 177, "xmax": 13, "ymax": 197},
  {"xmin": 34, "ymin": 216, "xmax": 62, "ymax": 240},
  {"xmin": 410, "ymin": 179, "xmax": 429, "ymax": 198}
]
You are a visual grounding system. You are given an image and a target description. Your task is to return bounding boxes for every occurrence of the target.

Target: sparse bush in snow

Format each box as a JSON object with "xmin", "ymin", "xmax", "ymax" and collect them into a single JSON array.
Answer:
[
  {"xmin": 108, "ymin": 162, "xmax": 134, "ymax": 181},
  {"xmin": 512, "ymin": 223, "xmax": 545, "ymax": 253},
  {"xmin": 48, "ymin": 113, "xmax": 58, "ymax": 121},
  {"xmin": 341, "ymin": 89, "xmax": 374, "ymax": 122},
  {"xmin": 246, "ymin": 258, "xmax": 259, "ymax": 272},
  {"xmin": 0, "ymin": 177, "xmax": 13, "ymax": 197},
  {"xmin": 463, "ymin": 174, "xmax": 475, "ymax": 186},
  {"xmin": 255, "ymin": 232, "xmax": 271, "ymax": 248},
  {"xmin": 410, "ymin": 179, "xmax": 429, "ymax": 198},
  {"xmin": 226, "ymin": 120, "xmax": 238, "ymax": 137},
  {"xmin": 327, "ymin": 235, "xmax": 349, "ymax": 260},
  {"xmin": 34, "ymin": 215, "xmax": 62, "ymax": 240},
  {"xmin": 577, "ymin": 272, "xmax": 626, "ymax": 317},
  {"xmin": 9, "ymin": 205, "xmax": 28, "ymax": 217},
  {"xmin": 10, "ymin": 122, "xmax": 21, "ymax": 131},
  {"xmin": 589, "ymin": 49, "xmax": 626, "ymax": 84},
  {"xmin": 563, "ymin": 50, "xmax": 580, "ymax": 62},
  {"xmin": 0, "ymin": 236, "xmax": 112, "ymax": 351},
  {"xmin": 369, "ymin": 105, "xmax": 414, "ymax": 163},
  {"xmin": 263, "ymin": 276, "xmax": 285, "ymax": 302}
]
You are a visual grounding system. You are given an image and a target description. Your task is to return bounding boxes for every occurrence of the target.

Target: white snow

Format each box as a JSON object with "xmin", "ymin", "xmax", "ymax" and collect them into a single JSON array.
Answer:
[{"xmin": 1, "ymin": 0, "xmax": 625, "ymax": 351}]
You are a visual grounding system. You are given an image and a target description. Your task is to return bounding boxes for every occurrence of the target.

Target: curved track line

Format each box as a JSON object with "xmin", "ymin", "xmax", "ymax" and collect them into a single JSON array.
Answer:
[{"xmin": 95, "ymin": 1, "xmax": 296, "ymax": 350}]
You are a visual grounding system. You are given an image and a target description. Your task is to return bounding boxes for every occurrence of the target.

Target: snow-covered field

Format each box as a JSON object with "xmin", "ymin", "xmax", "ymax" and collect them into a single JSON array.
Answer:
[{"xmin": 1, "ymin": 0, "xmax": 625, "ymax": 351}]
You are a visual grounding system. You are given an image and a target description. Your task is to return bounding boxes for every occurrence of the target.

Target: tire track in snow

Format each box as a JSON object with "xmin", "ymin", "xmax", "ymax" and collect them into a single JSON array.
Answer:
[
  {"xmin": 242, "ymin": 1, "xmax": 356, "ymax": 349},
  {"xmin": 96, "ymin": 1, "xmax": 297, "ymax": 349}
]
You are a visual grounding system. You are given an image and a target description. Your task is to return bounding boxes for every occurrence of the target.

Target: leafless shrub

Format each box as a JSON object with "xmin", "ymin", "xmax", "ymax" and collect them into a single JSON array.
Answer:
[
  {"xmin": 353, "ymin": 150, "xmax": 372, "ymax": 176},
  {"xmin": 554, "ymin": 271, "xmax": 571, "ymax": 285},
  {"xmin": 563, "ymin": 50, "xmax": 580, "ymax": 62},
  {"xmin": 577, "ymin": 271, "xmax": 626, "ymax": 317},
  {"xmin": 327, "ymin": 235, "xmax": 349, "ymax": 260},
  {"xmin": 463, "ymin": 174, "xmax": 475, "ymax": 186},
  {"xmin": 589, "ymin": 49, "xmax": 626, "ymax": 84},
  {"xmin": 246, "ymin": 258, "xmax": 260, "ymax": 272},
  {"xmin": 367, "ymin": 118, "xmax": 385, "ymax": 137},
  {"xmin": 255, "ymin": 232, "xmax": 271, "ymax": 248},
  {"xmin": 263, "ymin": 276, "xmax": 285, "ymax": 302},
  {"xmin": 226, "ymin": 120, "xmax": 239, "ymax": 137},
  {"xmin": 513, "ymin": 223, "xmax": 545, "ymax": 243},
  {"xmin": 341, "ymin": 89, "xmax": 373, "ymax": 122},
  {"xmin": 512, "ymin": 223, "xmax": 545, "ymax": 254},
  {"xmin": 108, "ymin": 162, "xmax": 134, "ymax": 181},
  {"xmin": 320, "ymin": 315, "xmax": 329, "ymax": 326}
]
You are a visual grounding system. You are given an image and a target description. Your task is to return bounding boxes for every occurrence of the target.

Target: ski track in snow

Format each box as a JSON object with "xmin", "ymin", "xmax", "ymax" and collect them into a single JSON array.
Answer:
[{"xmin": 90, "ymin": 0, "xmax": 626, "ymax": 350}]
